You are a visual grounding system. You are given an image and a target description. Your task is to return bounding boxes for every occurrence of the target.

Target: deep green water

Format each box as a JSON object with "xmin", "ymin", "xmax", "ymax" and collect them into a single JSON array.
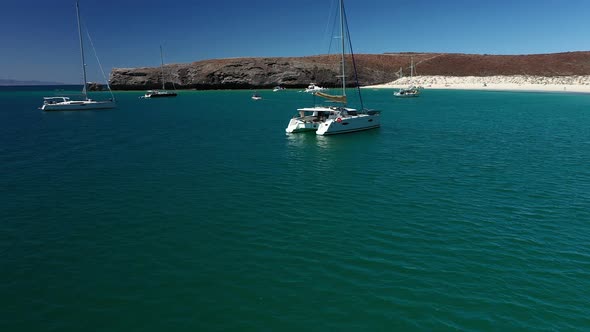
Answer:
[{"xmin": 2, "ymin": 86, "xmax": 590, "ymax": 331}]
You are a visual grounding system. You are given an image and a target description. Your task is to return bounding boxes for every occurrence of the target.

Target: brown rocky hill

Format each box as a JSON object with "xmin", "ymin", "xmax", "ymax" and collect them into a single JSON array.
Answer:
[{"xmin": 109, "ymin": 51, "xmax": 590, "ymax": 90}]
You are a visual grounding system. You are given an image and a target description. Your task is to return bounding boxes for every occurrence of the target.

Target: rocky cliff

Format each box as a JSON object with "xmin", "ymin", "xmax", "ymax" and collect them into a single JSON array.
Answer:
[{"xmin": 109, "ymin": 51, "xmax": 590, "ymax": 90}]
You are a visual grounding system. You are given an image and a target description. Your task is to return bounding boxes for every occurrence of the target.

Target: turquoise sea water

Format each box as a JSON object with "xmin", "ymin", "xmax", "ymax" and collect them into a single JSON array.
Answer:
[{"xmin": 2, "ymin": 86, "xmax": 590, "ymax": 331}]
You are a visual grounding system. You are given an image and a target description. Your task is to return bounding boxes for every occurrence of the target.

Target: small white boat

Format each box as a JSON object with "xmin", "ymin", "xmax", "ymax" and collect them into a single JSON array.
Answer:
[
  {"xmin": 286, "ymin": 0, "xmax": 380, "ymax": 136},
  {"xmin": 273, "ymin": 86, "xmax": 285, "ymax": 92},
  {"xmin": 304, "ymin": 83, "xmax": 326, "ymax": 93},
  {"xmin": 40, "ymin": 1, "xmax": 116, "ymax": 111},
  {"xmin": 394, "ymin": 86, "xmax": 421, "ymax": 98},
  {"xmin": 252, "ymin": 93, "xmax": 262, "ymax": 100}
]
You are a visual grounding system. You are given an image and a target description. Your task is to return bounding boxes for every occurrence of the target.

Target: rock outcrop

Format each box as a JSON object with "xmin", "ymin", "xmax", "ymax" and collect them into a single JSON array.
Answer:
[
  {"xmin": 87, "ymin": 82, "xmax": 105, "ymax": 91},
  {"xmin": 109, "ymin": 52, "xmax": 590, "ymax": 90}
]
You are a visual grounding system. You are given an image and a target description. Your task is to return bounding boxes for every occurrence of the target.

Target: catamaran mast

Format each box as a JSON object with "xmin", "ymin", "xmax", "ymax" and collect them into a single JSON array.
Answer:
[
  {"xmin": 76, "ymin": 1, "xmax": 88, "ymax": 100},
  {"xmin": 340, "ymin": 0, "xmax": 346, "ymax": 96},
  {"xmin": 160, "ymin": 45, "xmax": 165, "ymax": 90}
]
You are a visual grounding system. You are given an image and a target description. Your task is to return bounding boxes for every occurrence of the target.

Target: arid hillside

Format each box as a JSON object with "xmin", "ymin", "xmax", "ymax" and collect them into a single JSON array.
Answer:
[{"xmin": 110, "ymin": 51, "xmax": 590, "ymax": 90}]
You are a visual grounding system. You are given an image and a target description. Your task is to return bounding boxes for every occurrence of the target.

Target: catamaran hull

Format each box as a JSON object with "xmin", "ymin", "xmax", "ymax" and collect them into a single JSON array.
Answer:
[
  {"xmin": 316, "ymin": 114, "xmax": 380, "ymax": 135},
  {"xmin": 42, "ymin": 101, "xmax": 116, "ymax": 111}
]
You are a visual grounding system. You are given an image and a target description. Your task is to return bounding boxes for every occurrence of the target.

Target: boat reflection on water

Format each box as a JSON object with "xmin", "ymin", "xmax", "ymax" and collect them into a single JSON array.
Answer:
[
  {"xmin": 285, "ymin": 127, "xmax": 380, "ymax": 152},
  {"xmin": 285, "ymin": 131, "xmax": 334, "ymax": 150},
  {"xmin": 285, "ymin": 131, "xmax": 320, "ymax": 150}
]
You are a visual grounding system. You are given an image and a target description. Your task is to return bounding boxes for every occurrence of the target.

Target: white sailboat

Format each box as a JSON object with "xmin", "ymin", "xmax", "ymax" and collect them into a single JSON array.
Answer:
[
  {"xmin": 394, "ymin": 85, "xmax": 421, "ymax": 97},
  {"xmin": 41, "ymin": 1, "xmax": 115, "ymax": 111},
  {"xmin": 285, "ymin": 0, "xmax": 380, "ymax": 135},
  {"xmin": 142, "ymin": 45, "xmax": 177, "ymax": 98},
  {"xmin": 394, "ymin": 56, "xmax": 421, "ymax": 98}
]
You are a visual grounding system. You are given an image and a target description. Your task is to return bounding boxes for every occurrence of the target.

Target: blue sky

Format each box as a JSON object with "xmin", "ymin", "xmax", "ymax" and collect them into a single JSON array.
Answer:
[{"xmin": 2, "ymin": 0, "xmax": 590, "ymax": 83}]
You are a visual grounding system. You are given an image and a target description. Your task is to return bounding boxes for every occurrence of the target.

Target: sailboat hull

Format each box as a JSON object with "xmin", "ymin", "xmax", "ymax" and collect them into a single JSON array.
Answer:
[
  {"xmin": 394, "ymin": 92, "xmax": 419, "ymax": 98},
  {"xmin": 149, "ymin": 93, "xmax": 177, "ymax": 98},
  {"xmin": 144, "ymin": 92, "xmax": 177, "ymax": 98},
  {"xmin": 42, "ymin": 100, "xmax": 116, "ymax": 111}
]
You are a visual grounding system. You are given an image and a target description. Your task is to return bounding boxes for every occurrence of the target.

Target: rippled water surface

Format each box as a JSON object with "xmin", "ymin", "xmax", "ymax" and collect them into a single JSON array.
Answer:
[{"xmin": 2, "ymin": 87, "xmax": 590, "ymax": 331}]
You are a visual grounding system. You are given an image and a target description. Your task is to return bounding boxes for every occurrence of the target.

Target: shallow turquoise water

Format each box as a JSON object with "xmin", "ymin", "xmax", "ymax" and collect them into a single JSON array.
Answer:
[{"xmin": 2, "ymin": 87, "xmax": 590, "ymax": 331}]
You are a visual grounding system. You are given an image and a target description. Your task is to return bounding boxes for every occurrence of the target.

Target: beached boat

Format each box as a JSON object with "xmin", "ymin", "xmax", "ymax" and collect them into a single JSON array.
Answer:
[
  {"xmin": 41, "ymin": 1, "xmax": 115, "ymax": 111},
  {"xmin": 285, "ymin": 0, "xmax": 380, "ymax": 135},
  {"xmin": 142, "ymin": 45, "xmax": 177, "ymax": 98}
]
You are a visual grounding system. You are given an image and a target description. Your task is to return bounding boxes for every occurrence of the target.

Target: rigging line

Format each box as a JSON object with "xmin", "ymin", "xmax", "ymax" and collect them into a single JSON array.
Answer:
[
  {"xmin": 339, "ymin": 0, "xmax": 346, "ymax": 95},
  {"xmin": 160, "ymin": 45, "xmax": 165, "ymax": 90},
  {"xmin": 160, "ymin": 43, "xmax": 177, "ymax": 90},
  {"xmin": 76, "ymin": 1, "xmax": 87, "ymax": 99},
  {"xmin": 342, "ymin": 1, "xmax": 364, "ymax": 110},
  {"xmin": 324, "ymin": 0, "xmax": 338, "ymax": 55},
  {"xmin": 327, "ymin": 4, "xmax": 340, "ymax": 57},
  {"xmin": 170, "ymin": 67, "xmax": 176, "ymax": 90},
  {"xmin": 85, "ymin": 26, "xmax": 116, "ymax": 101}
]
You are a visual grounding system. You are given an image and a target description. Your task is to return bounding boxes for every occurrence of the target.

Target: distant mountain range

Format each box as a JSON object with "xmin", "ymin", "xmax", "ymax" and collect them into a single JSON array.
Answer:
[
  {"xmin": 110, "ymin": 51, "xmax": 590, "ymax": 90},
  {"xmin": 0, "ymin": 79, "xmax": 65, "ymax": 86}
]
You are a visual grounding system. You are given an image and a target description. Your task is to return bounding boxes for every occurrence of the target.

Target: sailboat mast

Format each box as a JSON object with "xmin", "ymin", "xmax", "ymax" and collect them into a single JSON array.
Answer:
[
  {"xmin": 76, "ymin": 1, "xmax": 88, "ymax": 100},
  {"xmin": 160, "ymin": 45, "xmax": 165, "ymax": 90},
  {"xmin": 340, "ymin": 0, "xmax": 346, "ymax": 96}
]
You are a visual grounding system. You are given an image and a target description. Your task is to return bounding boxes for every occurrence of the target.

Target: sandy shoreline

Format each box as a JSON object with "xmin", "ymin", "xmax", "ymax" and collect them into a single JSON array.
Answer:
[{"xmin": 363, "ymin": 75, "xmax": 590, "ymax": 93}]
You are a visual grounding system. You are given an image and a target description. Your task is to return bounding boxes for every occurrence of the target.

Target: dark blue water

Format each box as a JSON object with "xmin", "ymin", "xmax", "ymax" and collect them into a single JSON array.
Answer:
[{"xmin": 2, "ymin": 86, "xmax": 590, "ymax": 331}]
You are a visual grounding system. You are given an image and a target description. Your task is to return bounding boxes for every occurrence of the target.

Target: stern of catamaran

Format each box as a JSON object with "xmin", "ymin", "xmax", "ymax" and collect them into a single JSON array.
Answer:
[{"xmin": 286, "ymin": 117, "xmax": 319, "ymax": 133}]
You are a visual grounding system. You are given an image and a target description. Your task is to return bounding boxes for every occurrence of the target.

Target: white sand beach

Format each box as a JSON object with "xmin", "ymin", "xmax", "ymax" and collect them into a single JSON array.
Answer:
[{"xmin": 364, "ymin": 75, "xmax": 590, "ymax": 93}]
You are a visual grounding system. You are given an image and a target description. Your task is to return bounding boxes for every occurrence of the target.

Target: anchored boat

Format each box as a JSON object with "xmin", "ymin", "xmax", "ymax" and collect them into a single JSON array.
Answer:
[
  {"xmin": 285, "ymin": 0, "xmax": 380, "ymax": 135},
  {"xmin": 41, "ymin": 1, "xmax": 116, "ymax": 111}
]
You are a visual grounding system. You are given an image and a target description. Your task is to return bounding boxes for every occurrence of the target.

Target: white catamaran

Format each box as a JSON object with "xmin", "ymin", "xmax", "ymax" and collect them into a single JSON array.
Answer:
[
  {"xmin": 285, "ymin": 0, "xmax": 380, "ymax": 135},
  {"xmin": 142, "ymin": 45, "xmax": 177, "ymax": 98},
  {"xmin": 41, "ymin": 1, "xmax": 115, "ymax": 111}
]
